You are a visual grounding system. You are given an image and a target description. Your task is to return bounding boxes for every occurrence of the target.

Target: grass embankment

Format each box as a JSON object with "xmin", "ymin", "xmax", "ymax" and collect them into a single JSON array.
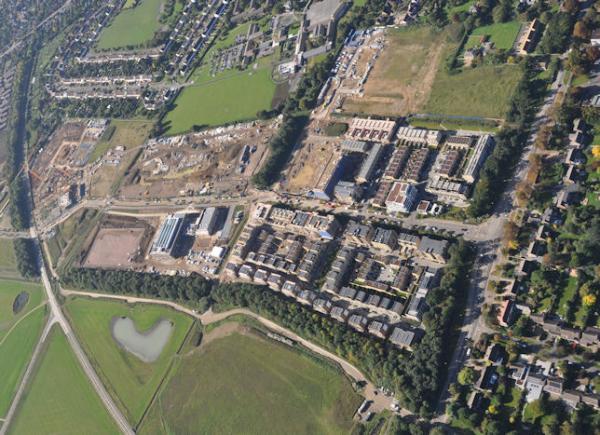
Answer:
[
  {"xmin": 97, "ymin": 0, "xmax": 164, "ymax": 50},
  {"xmin": 140, "ymin": 327, "xmax": 362, "ymax": 435},
  {"xmin": 8, "ymin": 326, "xmax": 121, "ymax": 434},
  {"xmin": 0, "ymin": 279, "xmax": 46, "ymax": 416},
  {"xmin": 63, "ymin": 297, "xmax": 193, "ymax": 426}
]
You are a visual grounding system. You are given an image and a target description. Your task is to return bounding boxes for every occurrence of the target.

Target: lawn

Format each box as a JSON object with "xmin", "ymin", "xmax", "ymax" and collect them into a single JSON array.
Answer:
[
  {"xmin": 424, "ymin": 60, "xmax": 522, "ymax": 119},
  {"xmin": 0, "ymin": 306, "xmax": 46, "ymax": 417},
  {"xmin": 139, "ymin": 328, "xmax": 362, "ymax": 435},
  {"xmin": 164, "ymin": 65, "xmax": 277, "ymax": 134},
  {"xmin": 97, "ymin": 0, "xmax": 164, "ymax": 50},
  {"xmin": 557, "ymin": 276, "xmax": 579, "ymax": 320},
  {"xmin": 63, "ymin": 297, "xmax": 194, "ymax": 426},
  {"xmin": 465, "ymin": 21, "xmax": 522, "ymax": 51},
  {"xmin": 0, "ymin": 239, "xmax": 18, "ymax": 277},
  {"xmin": 8, "ymin": 327, "xmax": 120, "ymax": 435},
  {"xmin": 0, "ymin": 279, "xmax": 43, "ymax": 340}
]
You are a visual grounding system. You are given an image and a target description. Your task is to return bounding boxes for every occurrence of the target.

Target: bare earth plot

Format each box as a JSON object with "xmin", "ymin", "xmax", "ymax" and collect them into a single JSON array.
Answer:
[
  {"xmin": 342, "ymin": 27, "xmax": 447, "ymax": 117},
  {"xmin": 83, "ymin": 228, "xmax": 146, "ymax": 269}
]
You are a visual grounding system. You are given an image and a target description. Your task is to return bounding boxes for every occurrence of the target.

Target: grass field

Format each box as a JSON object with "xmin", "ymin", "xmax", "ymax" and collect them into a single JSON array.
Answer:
[
  {"xmin": 424, "ymin": 60, "xmax": 522, "ymax": 119},
  {"xmin": 165, "ymin": 67, "xmax": 277, "ymax": 133},
  {"xmin": 0, "ymin": 306, "xmax": 46, "ymax": 417},
  {"xmin": 465, "ymin": 21, "xmax": 522, "ymax": 51},
  {"xmin": 0, "ymin": 279, "xmax": 43, "ymax": 340},
  {"xmin": 164, "ymin": 20, "xmax": 278, "ymax": 134},
  {"xmin": 97, "ymin": 0, "xmax": 164, "ymax": 50},
  {"xmin": 64, "ymin": 297, "xmax": 193, "ymax": 425},
  {"xmin": 0, "ymin": 239, "xmax": 18, "ymax": 277},
  {"xmin": 8, "ymin": 326, "xmax": 120, "ymax": 435},
  {"xmin": 139, "ymin": 327, "xmax": 362, "ymax": 435}
]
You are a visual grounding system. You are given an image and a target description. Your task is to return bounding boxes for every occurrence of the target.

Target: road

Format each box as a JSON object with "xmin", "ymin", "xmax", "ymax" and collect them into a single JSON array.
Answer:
[
  {"xmin": 60, "ymin": 288, "xmax": 396, "ymax": 413},
  {"xmin": 0, "ymin": 0, "xmax": 73, "ymax": 61},
  {"xmin": 12, "ymin": 230, "xmax": 134, "ymax": 435},
  {"xmin": 433, "ymin": 67, "xmax": 568, "ymax": 421}
]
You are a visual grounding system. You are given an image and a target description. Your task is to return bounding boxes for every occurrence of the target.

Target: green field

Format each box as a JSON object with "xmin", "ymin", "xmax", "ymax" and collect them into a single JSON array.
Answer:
[
  {"xmin": 8, "ymin": 327, "xmax": 120, "ymax": 435},
  {"xmin": 0, "ymin": 239, "xmax": 18, "ymax": 277},
  {"xmin": 63, "ymin": 297, "xmax": 193, "ymax": 425},
  {"xmin": 0, "ymin": 306, "xmax": 46, "ymax": 417},
  {"xmin": 465, "ymin": 21, "xmax": 522, "ymax": 51},
  {"xmin": 425, "ymin": 61, "xmax": 522, "ymax": 119},
  {"xmin": 164, "ymin": 21, "xmax": 279, "ymax": 134},
  {"xmin": 139, "ymin": 328, "xmax": 362, "ymax": 435},
  {"xmin": 0, "ymin": 279, "xmax": 43, "ymax": 340},
  {"xmin": 97, "ymin": 0, "xmax": 164, "ymax": 50}
]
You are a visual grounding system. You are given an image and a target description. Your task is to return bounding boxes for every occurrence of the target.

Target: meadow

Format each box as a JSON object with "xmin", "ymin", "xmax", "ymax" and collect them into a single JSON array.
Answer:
[
  {"xmin": 0, "ymin": 239, "xmax": 18, "ymax": 277},
  {"xmin": 0, "ymin": 307, "xmax": 46, "ymax": 417},
  {"xmin": 96, "ymin": 0, "xmax": 164, "ymax": 50},
  {"xmin": 139, "ymin": 327, "xmax": 362, "ymax": 435},
  {"xmin": 163, "ymin": 21, "xmax": 278, "ymax": 134},
  {"xmin": 0, "ymin": 279, "xmax": 45, "ymax": 416},
  {"xmin": 8, "ymin": 327, "xmax": 120, "ymax": 435},
  {"xmin": 0, "ymin": 279, "xmax": 43, "ymax": 340},
  {"xmin": 63, "ymin": 297, "xmax": 193, "ymax": 426},
  {"xmin": 424, "ymin": 60, "xmax": 522, "ymax": 119}
]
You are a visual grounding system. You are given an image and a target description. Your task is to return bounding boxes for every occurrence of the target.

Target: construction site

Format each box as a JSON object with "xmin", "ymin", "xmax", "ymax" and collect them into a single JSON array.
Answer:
[
  {"xmin": 119, "ymin": 120, "xmax": 276, "ymax": 200},
  {"xmin": 30, "ymin": 119, "xmax": 109, "ymax": 222}
]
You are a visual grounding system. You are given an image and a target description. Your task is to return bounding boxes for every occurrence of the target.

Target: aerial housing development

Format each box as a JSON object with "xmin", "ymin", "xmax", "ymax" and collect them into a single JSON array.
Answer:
[{"xmin": 0, "ymin": 0, "xmax": 599, "ymax": 434}]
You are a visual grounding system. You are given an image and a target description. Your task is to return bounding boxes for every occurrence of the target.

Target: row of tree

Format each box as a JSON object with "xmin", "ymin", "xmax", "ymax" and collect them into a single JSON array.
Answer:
[
  {"xmin": 61, "ymin": 268, "xmax": 213, "ymax": 306},
  {"xmin": 13, "ymin": 238, "xmax": 40, "ymax": 279}
]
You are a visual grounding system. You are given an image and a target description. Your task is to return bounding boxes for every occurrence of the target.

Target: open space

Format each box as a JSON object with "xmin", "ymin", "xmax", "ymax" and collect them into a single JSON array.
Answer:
[
  {"xmin": 424, "ymin": 61, "xmax": 522, "ymax": 119},
  {"xmin": 164, "ymin": 64, "xmax": 278, "ymax": 134},
  {"xmin": 8, "ymin": 326, "xmax": 120, "ymax": 435},
  {"xmin": 139, "ymin": 323, "xmax": 362, "ymax": 435},
  {"xmin": 63, "ymin": 297, "xmax": 194, "ymax": 426},
  {"xmin": 0, "ymin": 279, "xmax": 44, "ymax": 340},
  {"xmin": 0, "ymin": 306, "xmax": 46, "ymax": 417},
  {"xmin": 96, "ymin": 0, "xmax": 165, "ymax": 50},
  {"xmin": 0, "ymin": 239, "xmax": 18, "ymax": 277}
]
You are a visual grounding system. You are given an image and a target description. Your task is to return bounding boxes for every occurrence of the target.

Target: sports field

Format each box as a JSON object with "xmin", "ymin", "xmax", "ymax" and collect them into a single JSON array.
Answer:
[
  {"xmin": 139, "ymin": 325, "xmax": 362, "ymax": 435},
  {"xmin": 8, "ymin": 326, "xmax": 120, "ymax": 435},
  {"xmin": 63, "ymin": 297, "xmax": 193, "ymax": 425},
  {"xmin": 0, "ymin": 239, "xmax": 17, "ymax": 275},
  {"xmin": 465, "ymin": 21, "xmax": 522, "ymax": 51},
  {"xmin": 97, "ymin": 0, "xmax": 164, "ymax": 50},
  {"xmin": 424, "ymin": 61, "xmax": 522, "ymax": 119}
]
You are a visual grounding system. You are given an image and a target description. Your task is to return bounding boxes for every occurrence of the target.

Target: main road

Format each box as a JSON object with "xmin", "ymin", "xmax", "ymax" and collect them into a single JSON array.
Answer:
[{"xmin": 0, "ymin": 228, "xmax": 134, "ymax": 435}]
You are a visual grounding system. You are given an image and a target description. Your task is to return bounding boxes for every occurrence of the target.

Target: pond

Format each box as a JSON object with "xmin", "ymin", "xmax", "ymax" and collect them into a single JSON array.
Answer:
[
  {"xmin": 111, "ymin": 317, "xmax": 174, "ymax": 363},
  {"xmin": 13, "ymin": 292, "xmax": 29, "ymax": 315}
]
